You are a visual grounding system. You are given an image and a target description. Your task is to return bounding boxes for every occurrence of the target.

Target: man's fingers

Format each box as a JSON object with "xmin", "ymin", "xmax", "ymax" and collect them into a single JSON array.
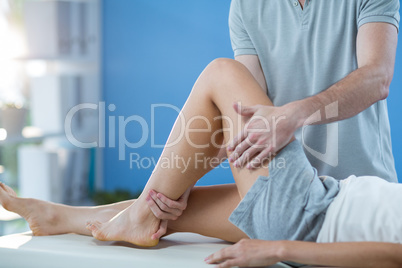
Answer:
[
  {"xmin": 239, "ymin": 146, "xmax": 260, "ymax": 169},
  {"xmin": 145, "ymin": 194, "xmax": 164, "ymax": 218},
  {"xmin": 156, "ymin": 192, "xmax": 186, "ymax": 211},
  {"xmin": 146, "ymin": 193, "xmax": 178, "ymax": 220},
  {"xmin": 150, "ymin": 191, "xmax": 173, "ymax": 213},
  {"xmin": 233, "ymin": 102, "xmax": 257, "ymax": 117},
  {"xmin": 247, "ymin": 146, "xmax": 272, "ymax": 169},
  {"xmin": 150, "ymin": 191, "xmax": 182, "ymax": 217},
  {"xmin": 232, "ymin": 144, "xmax": 259, "ymax": 168},
  {"xmin": 147, "ymin": 185, "xmax": 193, "ymax": 221},
  {"xmin": 230, "ymin": 138, "xmax": 254, "ymax": 167},
  {"xmin": 151, "ymin": 220, "xmax": 168, "ymax": 240},
  {"xmin": 228, "ymin": 129, "xmax": 247, "ymax": 152}
]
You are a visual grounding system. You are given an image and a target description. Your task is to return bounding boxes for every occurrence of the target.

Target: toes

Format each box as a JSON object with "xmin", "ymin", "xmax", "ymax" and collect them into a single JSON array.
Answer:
[
  {"xmin": 0, "ymin": 183, "xmax": 12, "ymax": 210},
  {"xmin": 0, "ymin": 182, "xmax": 8, "ymax": 195},
  {"xmin": 0, "ymin": 183, "xmax": 17, "ymax": 197},
  {"xmin": 86, "ymin": 220, "xmax": 99, "ymax": 232},
  {"xmin": 86, "ymin": 221, "xmax": 106, "ymax": 240}
]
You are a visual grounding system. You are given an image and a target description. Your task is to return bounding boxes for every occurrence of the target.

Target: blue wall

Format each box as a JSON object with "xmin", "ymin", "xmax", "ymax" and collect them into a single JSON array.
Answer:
[
  {"xmin": 102, "ymin": 0, "xmax": 402, "ymax": 193},
  {"xmin": 389, "ymin": 37, "xmax": 402, "ymax": 182},
  {"xmin": 102, "ymin": 0, "xmax": 234, "ymax": 193}
]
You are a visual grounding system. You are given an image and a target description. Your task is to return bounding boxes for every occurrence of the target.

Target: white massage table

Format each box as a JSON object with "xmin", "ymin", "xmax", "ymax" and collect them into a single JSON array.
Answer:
[{"xmin": 0, "ymin": 232, "xmax": 297, "ymax": 268}]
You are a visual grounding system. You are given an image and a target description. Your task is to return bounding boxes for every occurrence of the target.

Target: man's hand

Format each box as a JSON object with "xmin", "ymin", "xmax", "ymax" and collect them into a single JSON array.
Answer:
[
  {"xmin": 146, "ymin": 185, "xmax": 193, "ymax": 240},
  {"xmin": 228, "ymin": 102, "xmax": 298, "ymax": 169},
  {"xmin": 205, "ymin": 239, "xmax": 282, "ymax": 268}
]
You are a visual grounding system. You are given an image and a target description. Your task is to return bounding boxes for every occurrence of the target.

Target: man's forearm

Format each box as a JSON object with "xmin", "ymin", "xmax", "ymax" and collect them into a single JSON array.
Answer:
[
  {"xmin": 278, "ymin": 240, "xmax": 402, "ymax": 268},
  {"xmin": 291, "ymin": 22, "xmax": 397, "ymax": 129},
  {"xmin": 290, "ymin": 64, "xmax": 390, "ymax": 128}
]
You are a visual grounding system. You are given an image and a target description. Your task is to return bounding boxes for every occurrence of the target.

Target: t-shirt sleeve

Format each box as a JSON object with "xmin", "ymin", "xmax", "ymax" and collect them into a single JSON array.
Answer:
[
  {"xmin": 358, "ymin": 0, "xmax": 400, "ymax": 32},
  {"xmin": 228, "ymin": 0, "xmax": 257, "ymax": 57}
]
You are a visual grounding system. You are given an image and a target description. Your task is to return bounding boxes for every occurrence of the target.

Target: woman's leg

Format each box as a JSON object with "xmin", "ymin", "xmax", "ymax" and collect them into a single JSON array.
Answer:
[
  {"xmin": 87, "ymin": 58, "xmax": 275, "ymax": 246},
  {"xmin": 165, "ymin": 184, "xmax": 247, "ymax": 242},
  {"xmin": 0, "ymin": 58, "xmax": 275, "ymax": 244},
  {"xmin": 0, "ymin": 182, "xmax": 132, "ymax": 236},
  {"xmin": 0, "ymin": 182, "xmax": 246, "ymax": 241}
]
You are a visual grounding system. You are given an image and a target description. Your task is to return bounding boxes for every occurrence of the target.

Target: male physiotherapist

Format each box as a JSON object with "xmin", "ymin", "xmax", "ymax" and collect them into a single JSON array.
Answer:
[{"xmin": 228, "ymin": 0, "xmax": 400, "ymax": 182}]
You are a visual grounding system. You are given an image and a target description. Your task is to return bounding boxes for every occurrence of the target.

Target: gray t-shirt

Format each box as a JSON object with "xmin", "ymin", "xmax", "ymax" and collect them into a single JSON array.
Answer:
[{"xmin": 229, "ymin": 0, "xmax": 400, "ymax": 182}]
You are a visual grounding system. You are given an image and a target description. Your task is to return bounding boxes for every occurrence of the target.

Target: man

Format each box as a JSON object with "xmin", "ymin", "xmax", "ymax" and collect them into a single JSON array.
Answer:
[{"xmin": 228, "ymin": 0, "xmax": 400, "ymax": 182}]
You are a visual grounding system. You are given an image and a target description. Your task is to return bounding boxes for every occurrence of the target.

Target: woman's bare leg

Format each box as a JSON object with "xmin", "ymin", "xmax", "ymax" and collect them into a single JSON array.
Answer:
[
  {"xmin": 166, "ymin": 184, "xmax": 247, "ymax": 242},
  {"xmin": 0, "ymin": 182, "xmax": 246, "ymax": 241},
  {"xmin": 0, "ymin": 59, "xmax": 275, "ymax": 243},
  {"xmin": 86, "ymin": 58, "xmax": 275, "ymax": 246},
  {"xmin": 0, "ymin": 182, "xmax": 133, "ymax": 236}
]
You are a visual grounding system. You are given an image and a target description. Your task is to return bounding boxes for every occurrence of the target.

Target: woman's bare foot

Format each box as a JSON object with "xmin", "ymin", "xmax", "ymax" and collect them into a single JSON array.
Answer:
[
  {"xmin": 0, "ymin": 182, "xmax": 66, "ymax": 235},
  {"xmin": 87, "ymin": 199, "xmax": 160, "ymax": 247},
  {"xmin": 0, "ymin": 182, "xmax": 124, "ymax": 236}
]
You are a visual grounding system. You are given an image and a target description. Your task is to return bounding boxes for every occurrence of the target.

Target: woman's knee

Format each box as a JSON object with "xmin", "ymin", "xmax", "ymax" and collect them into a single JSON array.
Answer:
[
  {"xmin": 207, "ymin": 58, "xmax": 246, "ymax": 77},
  {"xmin": 192, "ymin": 57, "xmax": 258, "ymax": 104},
  {"xmin": 198, "ymin": 58, "xmax": 250, "ymax": 94}
]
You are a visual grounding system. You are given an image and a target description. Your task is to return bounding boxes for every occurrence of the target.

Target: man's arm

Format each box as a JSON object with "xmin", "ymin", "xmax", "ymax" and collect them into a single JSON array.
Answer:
[
  {"xmin": 229, "ymin": 22, "xmax": 398, "ymax": 168},
  {"xmin": 206, "ymin": 239, "xmax": 402, "ymax": 268},
  {"xmin": 294, "ymin": 22, "xmax": 398, "ymax": 127}
]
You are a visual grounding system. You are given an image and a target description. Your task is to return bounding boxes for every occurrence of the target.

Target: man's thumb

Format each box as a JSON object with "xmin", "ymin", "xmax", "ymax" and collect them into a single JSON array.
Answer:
[{"xmin": 233, "ymin": 102, "xmax": 257, "ymax": 116}]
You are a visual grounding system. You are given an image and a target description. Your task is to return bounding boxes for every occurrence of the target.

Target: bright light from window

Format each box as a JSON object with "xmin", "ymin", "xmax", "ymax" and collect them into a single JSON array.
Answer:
[
  {"xmin": 0, "ymin": 4, "xmax": 27, "ymax": 107},
  {"xmin": 0, "ymin": 128, "xmax": 7, "ymax": 141},
  {"xmin": 0, "ymin": 3, "xmax": 26, "ymax": 59},
  {"xmin": 0, "ymin": 165, "xmax": 4, "ymax": 174},
  {"xmin": 25, "ymin": 60, "xmax": 47, "ymax": 77},
  {"xmin": 22, "ymin": 126, "xmax": 43, "ymax": 138},
  {"xmin": 0, "ymin": 28, "xmax": 25, "ymax": 59}
]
